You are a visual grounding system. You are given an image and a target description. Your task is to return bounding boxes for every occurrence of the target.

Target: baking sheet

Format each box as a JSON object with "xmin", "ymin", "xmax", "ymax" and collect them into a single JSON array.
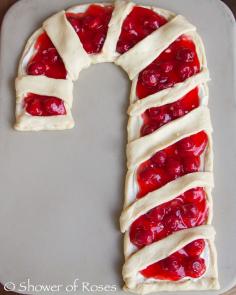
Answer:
[{"xmin": 0, "ymin": 0, "xmax": 235, "ymax": 294}]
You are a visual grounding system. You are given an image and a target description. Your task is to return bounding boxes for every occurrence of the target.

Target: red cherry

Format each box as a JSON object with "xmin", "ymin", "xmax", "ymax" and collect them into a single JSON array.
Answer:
[
  {"xmin": 182, "ymin": 203, "xmax": 199, "ymax": 219},
  {"xmin": 170, "ymin": 102, "xmax": 185, "ymax": 119},
  {"xmin": 176, "ymin": 47, "xmax": 195, "ymax": 63},
  {"xmin": 177, "ymin": 137, "xmax": 194, "ymax": 156},
  {"xmin": 27, "ymin": 62, "xmax": 46, "ymax": 76},
  {"xmin": 166, "ymin": 157, "xmax": 183, "ymax": 179},
  {"xmin": 139, "ymin": 167, "xmax": 167, "ymax": 187},
  {"xmin": 67, "ymin": 16, "xmax": 81, "ymax": 33},
  {"xmin": 159, "ymin": 62, "xmax": 174, "ymax": 73},
  {"xmin": 47, "ymin": 48, "xmax": 60, "ymax": 64},
  {"xmin": 43, "ymin": 98, "xmax": 66, "ymax": 116},
  {"xmin": 165, "ymin": 215, "xmax": 183, "ymax": 232},
  {"xmin": 123, "ymin": 19, "xmax": 134, "ymax": 31},
  {"xmin": 159, "ymin": 75, "xmax": 168, "ymax": 84},
  {"xmin": 178, "ymin": 132, "xmax": 208, "ymax": 157},
  {"xmin": 93, "ymin": 33, "xmax": 105, "ymax": 53},
  {"xmin": 141, "ymin": 255, "xmax": 184, "ymax": 281},
  {"xmin": 164, "ymin": 145, "xmax": 178, "ymax": 157},
  {"xmin": 183, "ymin": 156, "xmax": 200, "ymax": 173},
  {"xmin": 150, "ymin": 151, "xmax": 167, "ymax": 167},
  {"xmin": 178, "ymin": 64, "xmax": 194, "ymax": 81},
  {"xmin": 147, "ymin": 107, "xmax": 165, "ymax": 121},
  {"xmin": 171, "ymin": 204, "xmax": 183, "ymax": 218},
  {"xmin": 162, "ymin": 113, "xmax": 172, "ymax": 126},
  {"xmin": 141, "ymin": 70, "xmax": 160, "ymax": 87},
  {"xmin": 170, "ymin": 198, "xmax": 184, "ymax": 208},
  {"xmin": 143, "ymin": 17, "xmax": 160, "ymax": 30},
  {"xmin": 184, "ymin": 239, "xmax": 205, "ymax": 257},
  {"xmin": 157, "ymin": 77, "xmax": 175, "ymax": 91},
  {"xmin": 83, "ymin": 16, "xmax": 102, "ymax": 29},
  {"xmin": 83, "ymin": 41, "xmax": 94, "ymax": 54},
  {"xmin": 131, "ymin": 225, "xmax": 154, "ymax": 248},
  {"xmin": 191, "ymin": 132, "xmax": 208, "ymax": 157},
  {"xmin": 116, "ymin": 41, "xmax": 132, "ymax": 54},
  {"xmin": 146, "ymin": 206, "xmax": 166, "ymax": 222},
  {"xmin": 185, "ymin": 257, "xmax": 206, "ymax": 278},
  {"xmin": 141, "ymin": 121, "xmax": 159, "ymax": 136},
  {"xmin": 184, "ymin": 188, "xmax": 205, "ymax": 203},
  {"xmin": 26, "ymin": 99, "xmax": 43, "ymax": 116},
  {"xmin": 162, "ymin": 255, "xmax": 182, "ymax": 272},
  {"xmin": 181, "ymin": 203, "xmax": 199, "ymax": 227}
]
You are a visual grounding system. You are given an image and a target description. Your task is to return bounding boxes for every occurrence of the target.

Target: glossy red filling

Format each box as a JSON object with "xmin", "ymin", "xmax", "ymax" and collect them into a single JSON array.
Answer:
[
  {"xmin": 141, "ymin": 239, "xmax": 207, "ymax": 280},
  {"xmin": 137, "ymin": 131, "xmax": 208, "ymax": 199},
  {"xmin": 137, "ymin": 35, "xmax": 200, "ymax": 99},
  {"xmin": 141, "ymin": 87, "xmax": 199, "ymax": 136},
  {"xmin": 131, "ymin": 188, "xmax": 208, "ymax": 280},
  {"xmin": 133, "ymin": 130, "xmax": 208, "ymax": 280},
  {"xmin": 27, "ymin": 32, "xmax": 67, "ymax": 79},
  {"xmin": 117, "ymin": 6, "xmax": 167, "ymax": 54},
  {"xmin": 130, "ymin": 188, "xmax": 208, "ymax": 248},
  {"xmin": 25, "ymin": 93, "xmax": 66, "ymax": 116},
  {"xmin": 66, "ymin": 4, "xmax": 113, "ymax": 54}
]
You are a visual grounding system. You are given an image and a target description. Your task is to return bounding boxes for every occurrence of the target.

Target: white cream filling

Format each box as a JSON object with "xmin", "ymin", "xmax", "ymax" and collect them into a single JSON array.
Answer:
[{"xmin": 21, "ymin": 44, "xmax": 35, "ymax": 75}]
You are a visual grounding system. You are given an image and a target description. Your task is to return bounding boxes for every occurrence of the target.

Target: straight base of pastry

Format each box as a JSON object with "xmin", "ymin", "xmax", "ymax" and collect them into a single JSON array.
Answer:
[
  {"xmin": 14, "ymin": 113, "xmax": 75, "ymax": 131},
  {"xmin": 124, "ymin": 277, "xmax": 220, "ymax": 294}
]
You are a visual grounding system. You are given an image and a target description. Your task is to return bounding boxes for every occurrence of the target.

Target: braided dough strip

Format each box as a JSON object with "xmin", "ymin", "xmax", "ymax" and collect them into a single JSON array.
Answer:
[
  {"xmin": 115, "ymin": 15, "xmax": 196, "ymax": 79},
  {"xmin": 43, "ymin": 11, "xmax": 91, "ymax": 81},
  {"xmin": 120, "ymin": 172, "xmax": 213, "ymax": 233}
]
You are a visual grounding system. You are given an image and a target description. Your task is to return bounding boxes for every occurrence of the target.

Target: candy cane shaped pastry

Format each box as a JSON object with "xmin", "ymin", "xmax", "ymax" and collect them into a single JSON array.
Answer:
[{"xmin": 15, "ymin": 1, "xmax": 219, "ymax": 293}]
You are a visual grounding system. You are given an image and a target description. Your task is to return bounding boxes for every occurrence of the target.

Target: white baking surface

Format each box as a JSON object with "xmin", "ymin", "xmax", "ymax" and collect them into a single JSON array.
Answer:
[{"xmin": 0, "ymin": 0, "xmax": 235, "ymax": 294}]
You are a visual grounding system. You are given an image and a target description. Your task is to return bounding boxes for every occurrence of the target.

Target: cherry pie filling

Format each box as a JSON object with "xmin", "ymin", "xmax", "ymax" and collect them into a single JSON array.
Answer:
[
  {"xmin": 136, "ymin": 35, "xmax": 200, "ymax": 99},
  {"xmin": 66, "ymin": 4, "xmax": 114, "ymax": 54},
  {"xmin": 130, "ymin": 131, "xmax": 209, "ymax": 280},
  {"xmin": 141, "ymin": 87, "xmax": 200, "ymax": 136},
  {"xmin": 27, "ymin": 32, "xmax": 67, "ymax": 79},
  {"xmin": 130, "ymin": 188, "xmax": 208, "ymax": 280},
  {"xmin": 25, "ymin": 32, "xmax": 68, "ymax": 116},
  {"xmin": 137, "ymin": 131, "xmax": 208, "ymax": 199},
  {"xmin": 24, "ymin": 93, "xmax": 66, "ymax": 117},
  {"xmin": 116, "ymin": 6, "xmax": 167, "ymax": 54},
  {"xmin": 141, "ymin": 239, "xmax": 207, "ymax": 280}
]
